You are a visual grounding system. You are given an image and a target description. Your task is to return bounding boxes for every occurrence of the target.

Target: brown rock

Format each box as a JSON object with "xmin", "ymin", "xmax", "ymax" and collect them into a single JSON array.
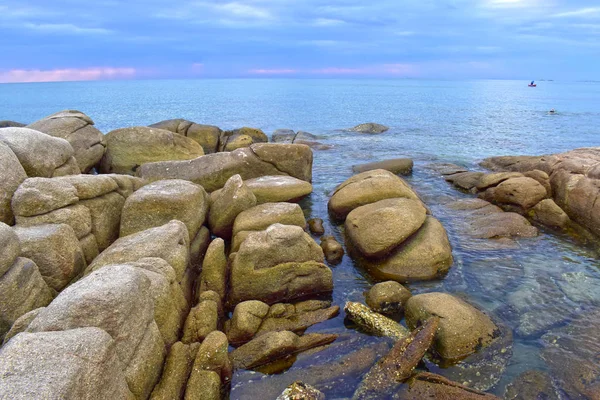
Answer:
[
  {"xmin": 308, "ymin": 218, "xmax": 325, "ymax": 235},
  {"xmin": 365, "ymin": 281, "xmax": 412, "ymax": 315},
  {"xmin": 257, "ymin": 300, "xmax": 340, "ymax": 338},
  {"xmin": 529, "ymin": 198, "xmax": 571, "ymax": 228},
  {"xmin": 184, "ymin": 370, "xmax": 221, "ymax": 400},
  {"xmin": 524, "ymin": 169, "xmax": 552, "ymax": 196},
  {"xmin": 0, "ymin": 221, "xmax": 20, "ymax": 277},
  {"xmin": 243, "ymin": 175, "xmax": 313, "ymax": 203},
  {"xmin": 227, "ymin": 300, "xmax": 271, "ymax": 345},
  {"xmin": 220, "ymin": 127, "xmax": 268, "ymax": 152},
  {"xmin": 15, "ymin": 204, "xmax": 93, "ymax": 239},
  {"xmin": 198, "ymin": 238, "xmax": 228, "ymax": 301},
  {"xmin": 350, "ymin": 123, "xmax": 389, "ymax": 134},
  {"xmin": 250, "ymin": 143, "xmax": 313, "ymax": 182},
  {"xmin": 445, "ymin": 172, "xmax": 485, "ymax": 191},
  {"xmin": 11, "ymin": 177, "xmax": 79, "ymax": 217},
  {"xmin": 150, "ymin": 341, "xmax": 196, "ymax": 400},
  {"xmin": 181, "ymin": 300, "xmax": 219, "ymax": 344},
  {"xmin": 504, "ymin": 370, "xmax": 560, "ymax": 400},
  {"xmin": 2, "ymin": 307, "xmax": 45, "ymax": 345},
  {"xmin": 208, "ymin": 174, "xmax": 257, "ymax": 239},
  {"xmin": 80, "ymin": 191, "xmax": 125, "ymax": 251},
  {"xmin": 277, "ymin": 382, "xmax": 325, "ymax": 400},
  {"xmin": 149, "ymin": 119, "xmax": 221, "ymax": 154},
  {"xmin": 475, "ymin": 172, "xmax": 524, "ymax": 191},
  {"xmin": 492, "ymin": 176, "xmax": 548, "ymax": 209},
  {"xmin": 320, "ymin": 235, "xmax": 344, "ymax": 264},
  {"xmin": 190, "ymin": 331, "xmax": 232, "ymax": 384},
  {"xmin": 392, "ymin": 372, "xmax": 501, "ymax": 399},
  {"xmin": 232, "ymin": 202, "xmax": 306, "ymax": 238},
  {"xmin": 352, "ymin": 158, "xmax": 413, "ymax": 175},
  {"xmin": 0, "ymin": 142, "xmax": 27, "ymax": 224}
]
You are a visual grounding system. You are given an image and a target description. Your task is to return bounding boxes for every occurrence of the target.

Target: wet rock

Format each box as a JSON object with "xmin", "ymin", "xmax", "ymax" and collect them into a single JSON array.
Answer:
[
  {"xmin": 182, "ymin": 300, "xmax": 219, "ymax": 344},
  {"xmin": 243, "ymin": 175, "xmax": 313, "ymax": 203},
  {"xmin": 365, "ymin": 281, "xmax": 412, "ymax": 315},
  {"xmin": 308, "ymin": 218, "xmax": 325, "ymax": 235},
  {"xmin": 0, "ymin": 257, "xmax": 55, "ymax": 339},
  {"xmin": 149, "ymin": 118, "xmax": 221, "ymax": 154},
  {"xmin": 475, "ymin": 172, "xmax": 524, "ymax": 191},
  {"xmin": 27, "ymin": 110, "xmax": 106, "ymax": 173},
  {"xmin": 350, "ymin": 123, "xmax": 389, "ymax": 134},
  {"xmin": 100, "ymin": 126, "xmax": 204, "ymax": 175},
  {"xmin": 320, "ymin": 235, "xmax": 344, "ymax": 264},
  {"xmin": 13, "ymin": 224, "xmax": 86, "ymax": 291},
  {"xmin": 503, "ymin": 370, "xmax": 560, "ymax": 400},
  {"xmin": 229, "ymin": 224, "xmax": 332, "ymax": 306},
  {"xmin": 0, "ymin": 127, "xmax": 79, "ymax": 177},
  {"xmin": 392, "ymin": 372, "xmax": 501, "ymax": 399},
  {"xmin": 0, "ymin": 328, "xmax": 134, "ymax": 399},
  {"xmin": 120, "ymin": 179, "xmax": 208, "ymax": 240},
  {"xmin": 11, "ymin": 177, "xmax": 79, "ymax": 217},
  {"xmin": 86, "ymin": 220, "xmax": 190, "ymax": 282},
  {"xmin": 357, "ymin": 217, "xmax": 453, "ymax": 282},
  {"xmin": 0, "ymin": 222, "xmax": 20, "ymax": 277},
  {"xmin": 15, "ymin": 204, "xmax": 93, "ymax": 240},
  {"xmin": 345, "ymin": 198, "xmax": 427, "ymax": 258},
  {"xmin": 272, "ymin": 129, "xmax": 296, "ymax": 143},
  {"xmin": 445, "ymin": 172, "xmax": 485, "ymax": 191},
  {"xmin": 353, "ymin": 317, "xmax": 439, "ymax": 400},
  {"xmin": 220, "ymin": 127, "xmax": 268, "ymax": 152},
  {"xmin": 208, "ymin": 174, "xmax": 257, "ymax": 239},
  {"xmin": 138, "ymin": 144, "xmax": 312, "ymax": 192},
  {"xmin": 150, "ymin": 341, "xmax": 196, "ymax": 400},
  {"xmin": 232, "ymin": 202, "xmax": 306, "ymax": 238},
  {"xmin": 426, "ymin": 163, "xmax": 468, "ymax": 176},
  {"xmin": 345, "ymin": 301, "xmax": 410, "ymax": 340},
  {"xmin": 189, "ymin": 331, "xmax": 232, "ymax": 385},
  {"xmin": 353, "ymin": 158, "xmax": 414, "ymax": 175},
  {"xmin": 328, "ymin": 169, "xmax": 422, "ymax": 220},
  {"xmin": 230, "ymin": 331, "xmax": 337, "ymax": 370},
  {"xmin": 489, "ymin": 177, "xmax": 548, "ymax": 209},
  {"xmin": 405, "ymin": 293, "xmax": 498, "ymax": 362},
  {"xmin": 528, "ymin": 198, "xmax": 571, "ymax": 228},
  {"xmin": 0, "ymin": 142, "xmax": 27, "ymax": 224},
  {"xmin": 198, "ymin": 238, "xmax": 228, "ymax": 301},
  {"xmin": 277, "ymin": 381, "xmax": 325, "ymax": 400}
]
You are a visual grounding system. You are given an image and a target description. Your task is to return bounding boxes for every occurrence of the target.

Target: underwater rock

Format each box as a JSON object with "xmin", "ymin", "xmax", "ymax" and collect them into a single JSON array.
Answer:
[{"xmin": 344, "ymin": 301, "xmax": 410, "ymax": 340}]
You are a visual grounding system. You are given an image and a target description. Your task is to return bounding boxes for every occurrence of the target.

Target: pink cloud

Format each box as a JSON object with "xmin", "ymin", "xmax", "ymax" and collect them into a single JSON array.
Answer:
[
  {"xmin": 248, "ymin": 68, "xmax": 299, "ymax": 75},
  {"xmin": 0, "ymin": 67, "xmax": 137, "ymax": 83}
]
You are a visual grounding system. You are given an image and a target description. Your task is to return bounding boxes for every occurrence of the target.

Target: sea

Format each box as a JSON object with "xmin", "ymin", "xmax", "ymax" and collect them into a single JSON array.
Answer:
[{"xmin": 2, "ymin": 78, "xmax": 600, "ymax": 398}]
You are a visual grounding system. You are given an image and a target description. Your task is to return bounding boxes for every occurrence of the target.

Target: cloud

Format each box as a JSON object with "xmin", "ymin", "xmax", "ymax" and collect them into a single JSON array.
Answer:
[
  {"xmin": 23, "ymin": 23, "xmax": 113, "ymax": 35},
  {"xmin": 216, "ymin": 2, "xmax": 271, "ymax": 19},
  {"xmin": 551, "ymin": 7, "xmax": 600, "ymax": 18},
  {"xmin": 313, "ymin": 18, "xmax": 346, "ymax": 26},
  {"xmin": 248, "ymin": 68, "xmax": 299, "ymax": 74},
  {"xmin": 247, "ymin": 64, "xmax": 419, "ymax": 77},
  {"xmin": 0, "ymin": 67, "xmax": 137, "ymax": 83}
]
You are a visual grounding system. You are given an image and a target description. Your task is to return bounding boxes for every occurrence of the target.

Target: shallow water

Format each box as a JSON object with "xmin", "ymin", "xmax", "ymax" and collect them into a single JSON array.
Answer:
[{"xmin": 2, "ymin": 79, "xmax": 600, "ymax": 398}]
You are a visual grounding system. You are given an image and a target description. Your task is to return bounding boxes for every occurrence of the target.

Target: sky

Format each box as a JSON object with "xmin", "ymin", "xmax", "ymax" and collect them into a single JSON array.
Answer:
[{"xmin": 0, "ymin": 0, "xmax": 599, "ymax": 82}]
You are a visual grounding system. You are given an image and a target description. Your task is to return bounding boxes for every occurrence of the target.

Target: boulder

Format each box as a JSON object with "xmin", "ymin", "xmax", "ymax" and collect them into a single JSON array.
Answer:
[
  {"xmin": 79, "ymin": 191, "xmax": 126, "ymax": 251},
  {"xmin": 54, "ymin": 174, "xmax": 119, "ymax": 199},
  {"xmin": 358, "ymin": 217, "xmax": 453, "ymax": 282},
  {"xmin": 198, "ymin": 238, "xmax": 228, "ymax": 301},
  {"xmin": 226, "ymin": 300, "xmax": 271, "ymax": 345},
  {"xmin": 523, "ymin": 170, "xmax": 552, "ymax": 195},
  {"xmin": 475, "ymin": 172, "xmax": 524, "ymax": 191},
  {"xmin": 2, "ymin": 307, "xmax": 44, "ymax": 345},
  {"xmin": 219, "ymin": 127, "xmax": 268, "ymax": 152},
  {"xmin": 100, "ymin": 126, "xmax": 204, "ymax": 175},
  {"xmin": 365, "ymin": 281, "xmax": 412, "ymax": 315},
  {"xmin": 232, "ymin": 202, "xmax": 306, "ymax": 238},
  {"xmin": 13, "ymin": 224, "xmax": 86, "ymax": 291},
  {"xmin": 52, "ymin": 156, "xmax": 81, "ymax": 176},
  {"xmin": 27, "ymin": 110, "xmax": 106, "ymax": 173},
  {"xmin": 181, "ymin": 300, "xmax": 219, "ymax": 344},
  {"xmin": 149, "ymin": 119, "xmax": 221, "ymax": 154},
  {"xmin": 0, "ymin": 328, "xmax": 134, "ymax": 399},
  {"xmin": 208, "ymin": 174, "xmax": 256, "ymax": 239},
  {"xmin": 184, "ymin": 370, "xmax": 221, "ymax": 400},
  {"xmin": 105, "ymin": 174, "xmax": 145, "ymax": 197},
  {"xmin": 445, "ymin": 171, "xmax": 485, "ymax": 191},
  {"xmin": 352, "ymin": 158, "xmax": 413, "ymax": 175},
  {"xmin": 345, "ymin": 198, "xmax": 427, "ymax": 258},
  {"xmin": 79, "ymin": 234, "xmax": 100, "ymax": 263},
  {"xmin": 243, "ymin": 175, "xmax": 313, "ymax": 203},
  {"xmin": 490, "ymin": 176, "xmax": 548, "ymax": 209},
  {"xmin": 138, "ymin": 144, "xmax": 312, "ymax": 192},
  {"xmin": 230, "ymin": 331, "xmax": 337, "ymax": 370},
  {"xmin": 277, "ymin": 382, "xmax": 325, "ymax": 400},
  {"xmin": 308, "ymin": 218, "xmax": 325, "ymax": 235},
  {"xmin": 150, "ymin": 341, "xmax": 196, "ymax": 400},
  {"xmin": 328, "ymin": 169, "xmax": 421, "ymax": 220},
  {"xmin": 272, "ymin": 129, "xmax": 296, "ymax": 143},
  {"xmin": 120, "ymin": 179, "xmax": 208, "ymax": 240},
  {"xmin": 26, "ymin": 265, "xmax": 165, "ymax": 399},
  {"xmin": 189, "ymin": 331, "xmax": 232, "ymax": 384},
  {"xmin": 0, "ymin": 222, "xmax": 20, "ymax": 277},
  {"xmin": 15, "ymin": 204, "xmax": 93, "ymax": 240},
  {"xmin": 405, "ymin": 293, "xmax": 498, "ymax": 361},
  {"xmin": 0, "ymin": 258, "xmax": 55, "ymax": 339},
  {"xmin": 86, "ymin": 220, "xmax": 190, "ymax": 282},
  {"xmin": 0, "ymin": 120, "xmax": 25, "ymax": 127},
  {"xmin": 0, "ymin": 127, "xmax": 79, "ymax": 177},
  {"xmin": 229, "ymin": 224, "xmax": 332, "ymax": 305},
  {"xmin": 320, "ymin": 236, "xmax": 344, "ymax": 265},
  {"xmin": 11, "ymin": 177, "xmax": 79, "ymax": 217},
  {"xmin": 0, "ymin": 142, "xmax": 27, "ymax": 224},
  {"xmin": 528, "ymin": 198, "xmax": 571, "ymax": 228},
  {"xmin": 350, "ymin": 123, "xmax": 389, "ymax": 134}
]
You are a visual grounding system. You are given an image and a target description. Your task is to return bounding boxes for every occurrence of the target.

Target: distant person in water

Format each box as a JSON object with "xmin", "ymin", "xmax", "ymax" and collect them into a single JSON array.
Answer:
[{"xmin": 549, "ymin": 108, "xmax": 556, "ymax": 114}]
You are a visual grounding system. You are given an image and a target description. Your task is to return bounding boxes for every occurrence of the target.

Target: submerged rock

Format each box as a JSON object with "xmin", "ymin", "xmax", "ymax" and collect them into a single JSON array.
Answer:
[
  {"xmin": 503, "ymin": 370, "xmax": 561, "ymax": 400},
  {"xmin": 308, "ymin": 218, "xmax": 325, "ymax": 235},
  {"xmin": 392, "ymin": 372, "xmax": 501, "ymax": 399},
  {"xmin": 344, "ymin": 301, "xmax": 410, "ymax": 340},
  {"xmin": 277, "ymin": 381, "xmax": 325, "ymax": 400},
  {"xmin": 349, "ymin": 123, "xmax": 389, "ymax": 134},
  {"xmin": 320, "ymin": 236, "xmax": 344, "ymax": 265},
  {"xmin": 365, "ymin": 281, "xmax": 412, "ymax": 315}
]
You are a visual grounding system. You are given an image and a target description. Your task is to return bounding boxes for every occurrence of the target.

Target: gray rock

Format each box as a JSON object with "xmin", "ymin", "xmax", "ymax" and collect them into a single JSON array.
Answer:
[
  {"xmin": 2, "ymin": 307, "xmax": 44, "ymax": 345},
  {"xmin": 149, "ymin": 119, "xmax": 221, "ymax": 154},
  {"xmin": 0, "ymin": 120, "xmax": 25, "ymax": 128},
  {"xmin": 11, "ymin": 177, "xmax": 79, "ymax": 217},
  {"xmin": 15, "ymin": 204, "xmax": 93, "ymax": 239},
  {"xmin": 198, "ymin": 238, "xmax": 228, "ymax": 301},
  {"xmin": 0, "ymin": 142, "xmax": 27, "ymax": 225},
  {"xmin": 232, "ymin": 202, "xmax": 307, "ymax": 238},
  {"xmin": 27, "ymin": 110, "xmax": 106, "ymax": 173},
  {"xmin": 208, "ymin": 174, "xmax": 257, "ymax": 239},
  {"xmin": 80, "ymin": 191, "xmax": 125, "ymax": 251},
  {"xmin": 272, "ymin": 129, "xmax": 296, "ymax": 143},
  {"xmin": 0, "ymin": 328, "xmax": 134, "ymax": 399},
  {"xmin": 349, "ymin": 123, "xmax": 389, "ymax": 134},
  {"xmin": 0, "ymin": 222, "xmax": 20, "ymax": 277}
]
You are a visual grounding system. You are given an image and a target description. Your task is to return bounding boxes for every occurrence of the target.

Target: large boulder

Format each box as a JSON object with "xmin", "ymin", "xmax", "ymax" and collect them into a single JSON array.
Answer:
[
  {"xmin": 229, "ymin": 224, "xmax": 332, "ymax": 306},
  {"xmin": 15, "ymin": 204, "xmax": 93, "ymax": 240},
  {"xmin": 243, "ymin": 175, "xmax": 313, "ymax": 203},
  {"xmin": 475, "ymin": 172, "xmax": 524, "ymax": 191},
  {"xmin": 328, "ymin": 169, "xmax": 422, "ymax": 220},
  {"xmin": 208, "ymin": 174, "xmax": 257, "ymax": 239},
  {"xmin": 27, "ymin": 110, "xmax": 106, "ymax": 173},
  {"xmin": 528, "ymin": 198, "xmax": 571, "ymax": 229},
  {"xmin": 0, "ymin": 328, "xmax": 134, "ymax": 399},
  {"xmin": 26, "ymin": 265, "xmax": 165, "ymax": 399},
  {"xmin": 11, "ymin": 177, "xmax": 79, "ymax": 217},
  {"xmin": 100, "ymin": 126, "xmax": 205, "ymax": 175},
  {"xmin": 138, "ymin": 144, "xmax": 312, "ymax": 192},
  {"xmin": 0, "ymin": 127, "xmax": 79, "ymax": 177},
  {"xmin": 352, "ymin": 158, "xmax": 413, "ymax": 175},
  {"xmin": 357, "ymin": 217, "xmax": 453, "ymax": 282},
  {"xmin": 349, "ymin": 123, "xmax": 389, "ymax": 134},
  {"xmin": 149, "ymin": 119, "xmax": 221, "ymax": 154},
  {"xmin": 198, "ymin": 238, "xmax": 228, "ymax": 302},
  {"xmin": 0, "ymin": 222, "xmax": 20, "ymax": 277},
  {"xmin": 0, "ymin": 258, "xmax": 55, "ymax": 339},
  {"xmin": 345, "ymin": 198, "xmax": 427, "ymax": 258},
  {"xmin": 0, "ymin": 142, "xmax": 27, "ymax": 224},
  {"xmin": 405, "ymin": 293, "xmax": 498, "ymax": 361},
  {"xmin": 86, "ymin": 220, "xmax": 190, "ymax": 282},
  {"xmin": 120, "ymin": 179, "xmax": 208, "ymax": 240},
  {"xmin": 13, "ymin": 224, "xmax": 86, "ymax": 291},
  {"xmin": 488, "ymin": 176, "xmax": 548, "ymax": 209},
  {"xmin": 232, "ymin": 202, "xmax": 306, "ymax": 238}
]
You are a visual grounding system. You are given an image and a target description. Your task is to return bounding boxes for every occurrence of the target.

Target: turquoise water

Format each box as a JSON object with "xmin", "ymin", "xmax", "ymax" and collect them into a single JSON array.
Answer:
[{"xmin": 2, "ymin": 79, "xmax": 600, "ymax": 398}]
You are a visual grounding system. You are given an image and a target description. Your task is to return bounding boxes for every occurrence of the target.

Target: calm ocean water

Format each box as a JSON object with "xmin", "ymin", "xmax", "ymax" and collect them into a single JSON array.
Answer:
[{"xmin": 2, "ymin": 79, "xmax": 600, "ymax": 398}]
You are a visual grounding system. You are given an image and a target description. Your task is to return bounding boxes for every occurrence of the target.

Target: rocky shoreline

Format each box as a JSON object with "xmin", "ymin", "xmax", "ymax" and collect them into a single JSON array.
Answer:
[{"xmin": 0, "ymin": 110, "xmax": 598, "ymax": 399}]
